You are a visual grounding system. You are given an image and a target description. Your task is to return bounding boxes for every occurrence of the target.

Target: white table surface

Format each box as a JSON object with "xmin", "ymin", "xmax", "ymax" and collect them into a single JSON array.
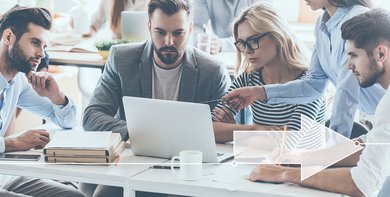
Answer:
[
  {"xmin": 0, "ymin": 148, "xmax": 167, "ymax": 197},
  {"xmin": 1, "ymin": 126, "xmax": 346, "ymax": 197},
  {"xmin": 129, "ymin": 162, "xmax": 345, "ymax": 197}
]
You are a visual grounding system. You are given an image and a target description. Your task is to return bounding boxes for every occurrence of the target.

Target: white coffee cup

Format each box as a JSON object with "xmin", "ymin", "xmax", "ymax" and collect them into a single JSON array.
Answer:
[
  {"xmin": 197, "ymin": 34, "xmax": 211, "ymax": 54},
  {"xmin": 171, "ymin": 150, "xmax": 203, "ymax": 181}
]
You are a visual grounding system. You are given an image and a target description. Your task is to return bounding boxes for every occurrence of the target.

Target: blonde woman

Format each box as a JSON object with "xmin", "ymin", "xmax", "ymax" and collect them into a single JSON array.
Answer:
[
  {"xmin": 212, "ymin": 2, "xmax": 326, "ymax": 150},
  {"xmin": 224, "ymin": 0, "xmax": 384, "ymax": 138},
  {"xmin": 84, "ymin": 0, "xmax": 148, "ymax": 39}
]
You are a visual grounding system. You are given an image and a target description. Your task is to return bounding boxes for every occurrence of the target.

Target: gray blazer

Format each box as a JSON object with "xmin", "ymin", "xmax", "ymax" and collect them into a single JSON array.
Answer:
[{"xmin": 83, "ymin": 40, "xmax": 231, "ymax": 140}]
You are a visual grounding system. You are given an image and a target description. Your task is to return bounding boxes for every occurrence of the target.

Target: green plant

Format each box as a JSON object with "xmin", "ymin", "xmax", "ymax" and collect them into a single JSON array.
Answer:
[{"xmin": 94, "ymin": 40, "xmax": 130, "ymax": 51}]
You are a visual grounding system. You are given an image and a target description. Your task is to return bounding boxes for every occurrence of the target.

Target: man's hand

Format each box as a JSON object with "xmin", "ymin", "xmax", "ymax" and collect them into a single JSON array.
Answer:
[
  {"xmin": 26, "ymin": 71, "xmax": 66, "ymax": 105},
  {"xmin": 213, "ymin": 106, "xmax": 237, "ymax": 124},
  {"xmin": 223, "ymin": 86, "xmax": 266, "ymax": 111},
  {"xmin": 4, "ymin": 129, "xmax": 50, "ymax": 152},
  {"xmin": 249, "ymin": 164, "xmax": 295, "ymax": 183}
]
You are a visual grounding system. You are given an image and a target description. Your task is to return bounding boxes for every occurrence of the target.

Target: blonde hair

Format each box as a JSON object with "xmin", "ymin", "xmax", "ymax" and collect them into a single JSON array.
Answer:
[{"xmin": 233, "ymin": 2, "xmax": 308, "ymax": 74}]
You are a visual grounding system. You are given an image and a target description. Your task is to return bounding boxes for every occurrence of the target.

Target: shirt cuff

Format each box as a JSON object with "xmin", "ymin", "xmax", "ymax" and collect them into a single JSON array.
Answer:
[
  {"xmin": 52, "ymin": 96, "xmax": 74, "ymax": 117},
  {"xmin": 263, "ymin": 84, "xmax": 278, "ymax": 101},
  {"xmin": 0, "ymin": 137, "xmax": 5, "ymax": 153}
]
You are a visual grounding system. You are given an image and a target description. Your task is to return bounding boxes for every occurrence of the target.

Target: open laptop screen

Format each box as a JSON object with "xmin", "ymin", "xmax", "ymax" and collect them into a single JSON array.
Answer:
[
  {"xmin": 123, "ymin": 96, "xmax": 223, "ymax": 163},
  {"xmin": 121, "ymin": 11, "xmax": 149, "ymax": 41}
]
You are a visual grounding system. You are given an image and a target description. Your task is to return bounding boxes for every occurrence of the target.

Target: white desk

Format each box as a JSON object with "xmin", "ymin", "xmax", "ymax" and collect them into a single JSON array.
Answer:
[
  {"xmin": 0, "ymin": 145, "xmax": 346, "ymax": 197},
  {"xmin": 0, "ymin": 124, "xmax": 166, "ymax": 197},
  {"xmin": 48, "ymin": 51, "xmax": 235, "ymax": 70},
  {"xmin": 0, "ymin": 148, "xmax": 167, "ymax": 197},
  {"xmin": 48, "ymin": 51, "xmax": 105, "ymax": 69},
  {"xmin": 129, "ymin": 162, "xmax": 344, "ymax": 197}
]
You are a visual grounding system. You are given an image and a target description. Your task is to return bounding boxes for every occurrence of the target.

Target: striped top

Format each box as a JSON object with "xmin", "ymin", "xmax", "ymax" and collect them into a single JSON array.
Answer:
[{"xmin": 213, "ymin": 69, "xmax": 327, "ymax": 150}]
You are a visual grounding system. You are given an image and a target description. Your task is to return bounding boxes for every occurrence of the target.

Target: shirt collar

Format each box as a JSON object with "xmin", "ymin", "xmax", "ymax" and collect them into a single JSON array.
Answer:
[
  {"xmin": 0, "ymin": 72, "xmax": 16, "ymax": 91},
  {"xmin": 320, "ymin": 7, "xmax": 350, "ymax": 32}
]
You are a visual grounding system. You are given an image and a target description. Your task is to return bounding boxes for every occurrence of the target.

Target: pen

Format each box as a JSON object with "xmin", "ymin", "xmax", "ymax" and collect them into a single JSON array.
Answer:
[
  {"xmin": 113, "ymin": 155, "xmax": 120, "ymax": 166},
  {"xmin": 151, "ymin": 165, "xmax": 179, "ymax": 169},
  {"xmin": 201, "ymin": 98, "xmax": 231, "ymax": 104},
  {"xmin": 279, "ymin": 125, "xmax": 288, "ymax": 162}
]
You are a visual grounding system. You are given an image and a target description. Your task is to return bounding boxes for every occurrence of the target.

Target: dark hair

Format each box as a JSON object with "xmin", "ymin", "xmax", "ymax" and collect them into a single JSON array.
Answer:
[
  {"xmin": 0, "ymin": 6, "xmax": 52, "ymax": 41},
  {"xmin": 110, "ymin": 0, "xmax": 127, "ymax": 31},
  {"xmin": 341, "ymin": 9, "xmax": 390, "ymax": 55},
  {"xmin": 328, "ymin": 0, "xmax": 372, "ymax": 8},
  {"xmin": 148, "ymin": 0, "xmax": 191, "ymax": 18}
]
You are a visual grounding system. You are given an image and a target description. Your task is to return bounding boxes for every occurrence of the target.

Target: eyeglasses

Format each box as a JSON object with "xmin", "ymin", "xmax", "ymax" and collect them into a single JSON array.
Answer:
[{"xmin": 234, "ymin": 33, "xmax": 268, "ymax": 52}]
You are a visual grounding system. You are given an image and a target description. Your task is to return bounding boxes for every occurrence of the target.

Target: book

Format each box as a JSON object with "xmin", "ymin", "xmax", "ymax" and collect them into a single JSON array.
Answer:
[
  {"xmin": 47, "ymin": 34, "xmax": 98, "ymax": 53},
  {"xmin": 44, "ymin": 131, "xmax": 122, "ymax": 157},
  {"xmin": 46, "ymin": 41, "xmax": 98, "ymax": 53},
  {"xmin": 44, "ymin": 141, "xmax": 125, "ymax": 163}
]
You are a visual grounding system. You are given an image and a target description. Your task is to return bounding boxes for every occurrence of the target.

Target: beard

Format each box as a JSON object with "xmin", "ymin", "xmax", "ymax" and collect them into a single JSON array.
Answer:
[
  {"xmin": 153, "ymin": 44, "xmax": 181, "ymax": 65},
  {"xmin": 8, "ymin": 42, "xmax": 36, "ymax": 73},
  {"xmin": 360, "ymin": 58, "xmax": 384, "ymax": 88}
]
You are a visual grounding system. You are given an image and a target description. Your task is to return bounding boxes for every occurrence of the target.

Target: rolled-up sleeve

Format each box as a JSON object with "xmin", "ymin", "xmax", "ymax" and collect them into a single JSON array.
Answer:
[
  {"xmin": 0, "ymin": 137, "xmax": 5, "ymax": 153},
  {"xmin": 17, "ymin": 76, "xmax": 76, "ymax": 129}
]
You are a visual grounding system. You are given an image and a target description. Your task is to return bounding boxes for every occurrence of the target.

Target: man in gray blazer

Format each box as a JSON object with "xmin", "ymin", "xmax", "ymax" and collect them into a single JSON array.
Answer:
[
  {"xmin": 82, "ymin": 0, "xmax": 230, "ymax": 196},
  {"xmin": 83, "ymin": 0, "xmax": 230, "ymax": 142}
]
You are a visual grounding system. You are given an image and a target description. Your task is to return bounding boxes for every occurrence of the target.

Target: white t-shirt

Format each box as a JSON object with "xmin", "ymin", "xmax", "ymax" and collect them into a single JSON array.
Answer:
[
  {"xmin": 152, "ymin": 61, "xmax": 183, "ymax": 101},
  {"xmin": 351, "ymin": 87, "xmax": 390, "ymax": 196}
]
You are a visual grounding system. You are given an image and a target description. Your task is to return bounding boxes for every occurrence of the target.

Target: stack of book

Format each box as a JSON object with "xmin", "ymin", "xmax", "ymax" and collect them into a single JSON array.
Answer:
[{"xmin": 43, "ymin": 131, "xmax": 125, "ymax": 164}]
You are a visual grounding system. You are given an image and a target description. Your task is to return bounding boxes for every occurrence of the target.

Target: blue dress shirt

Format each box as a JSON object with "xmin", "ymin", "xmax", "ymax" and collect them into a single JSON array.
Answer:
[
  {"xmin": 264, "ymin": 5, "xmax": 385, "ymax": 137},
  {"xmin": 0, "ymin": 73, "xmax": 76, "ymax": 153},
  {"xmin": 193, "ymin": 0, "xmax": 265, "ymax": 52}
]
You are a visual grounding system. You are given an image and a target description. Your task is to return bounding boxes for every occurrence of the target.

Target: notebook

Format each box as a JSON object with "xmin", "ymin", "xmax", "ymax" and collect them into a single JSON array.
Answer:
[
  {"xmin": 122, "ymin": 96, "xmax": 233, "ymax": 163},
  {"xmin": 121, "ymin": 11, "xmax": 149, "ymax": 41}
]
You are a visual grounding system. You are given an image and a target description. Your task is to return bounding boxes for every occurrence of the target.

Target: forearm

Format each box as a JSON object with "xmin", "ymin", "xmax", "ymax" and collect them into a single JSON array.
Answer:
[
  {"xmin": 264, "ymin": 50, "xmax": 328, "ymax": 104},
  {"xmin": 332, "ymin": 148, "xmax": 362, "ymax": 167},
  {"xmin": 286, "ymin": 168, "xmax": 364, "ymax": 197},
  {"xmin": 213, "ymin": 122, "xmax": 256, "ymax": 143},
  {"xmin": 4, "ymin": 137, "xmax": 20, "ymax": 152},
  {"xmin": 83, "ymin": 108, "xmax": 128, "ymax": 140},
  {"xmin": 290, "ymin": 143, "xmax": 363, "ymax": 167},
  {"xmin": 49, "ymin": 91, "xmax": 67, "ymax": 105},
  {"xmin": 264, "ymin": 78, "xmax": 327, "ymax": 104}
]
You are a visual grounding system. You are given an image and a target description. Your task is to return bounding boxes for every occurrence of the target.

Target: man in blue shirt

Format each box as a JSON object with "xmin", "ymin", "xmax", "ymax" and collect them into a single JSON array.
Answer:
[
  {"xmin": 0, "ymin": 6, "xmax": 83, "ymax": 197},
  {"xmin": 248, "ymin": 9, "xmax": 390, "ymax": 197}
]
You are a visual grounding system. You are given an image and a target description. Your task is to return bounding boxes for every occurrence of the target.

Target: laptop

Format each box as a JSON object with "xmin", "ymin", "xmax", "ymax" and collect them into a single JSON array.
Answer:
[
  {"xmin": 121, "ymin": 11, "xmax": 149, "ymax": 41},
  {"xmin": 122, "ymin": 96, "xmax": 233, "ymax": 163}
]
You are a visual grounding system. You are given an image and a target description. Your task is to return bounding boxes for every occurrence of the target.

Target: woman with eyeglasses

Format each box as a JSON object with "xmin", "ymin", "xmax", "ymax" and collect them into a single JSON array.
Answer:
[
  {"xmin": 223, "ymin": 0, "xmax": 385, "ymax": 139},
  {"xmin": 212, "ymin": 2, "xmax": 326, "ymax": 150}
]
